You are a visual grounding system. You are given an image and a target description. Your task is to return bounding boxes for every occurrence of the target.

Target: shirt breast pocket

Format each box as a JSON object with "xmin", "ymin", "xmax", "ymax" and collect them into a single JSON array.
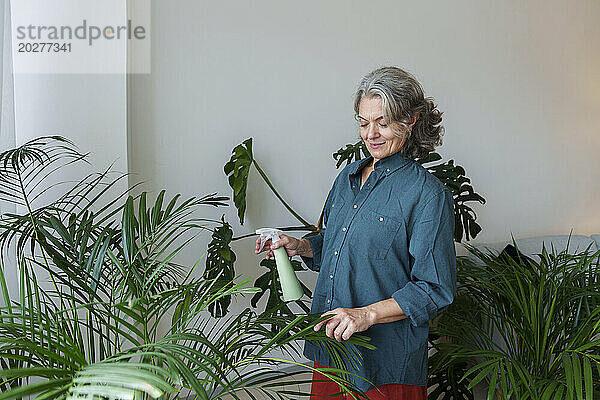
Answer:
[{"xmin": 357, "ymin": 208, "xmax": 403, "ymax": 260}]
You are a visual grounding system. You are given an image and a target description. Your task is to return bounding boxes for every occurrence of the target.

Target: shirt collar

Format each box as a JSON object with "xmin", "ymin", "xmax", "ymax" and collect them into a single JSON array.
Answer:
[{"xmin": 349, "ymin": 150, "xmax": 413, "ymax": 177}]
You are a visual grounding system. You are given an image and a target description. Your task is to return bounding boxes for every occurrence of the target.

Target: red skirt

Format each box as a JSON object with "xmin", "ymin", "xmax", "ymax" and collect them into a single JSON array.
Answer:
[{"xmin": 310, "ymin": 361, "xmax": 427, "ymax": 400}]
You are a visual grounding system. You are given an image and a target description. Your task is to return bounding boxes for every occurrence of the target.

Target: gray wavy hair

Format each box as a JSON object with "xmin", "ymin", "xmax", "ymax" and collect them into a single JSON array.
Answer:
[{"xmin": 353, "ymin": 66, "xmax": 444, "ymax": 159}]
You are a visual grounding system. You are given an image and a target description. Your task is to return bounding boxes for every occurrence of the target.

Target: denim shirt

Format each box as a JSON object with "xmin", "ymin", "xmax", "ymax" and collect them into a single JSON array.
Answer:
[{"xmin": 300, "ymin": 150, "xmax": 456, "ymax": 390}]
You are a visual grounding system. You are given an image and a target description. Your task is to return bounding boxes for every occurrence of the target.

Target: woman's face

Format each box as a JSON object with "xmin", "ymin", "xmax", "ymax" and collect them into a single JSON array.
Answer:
[{"xmin": 357, "ymin": 96, "xmax": 407, "ymax": 163}]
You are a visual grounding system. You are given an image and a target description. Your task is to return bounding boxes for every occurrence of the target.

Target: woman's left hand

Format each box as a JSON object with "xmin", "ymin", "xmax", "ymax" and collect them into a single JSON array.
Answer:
[{"xmin": 313, "ymin": 307, "xmax": 375, "ymax": 342}]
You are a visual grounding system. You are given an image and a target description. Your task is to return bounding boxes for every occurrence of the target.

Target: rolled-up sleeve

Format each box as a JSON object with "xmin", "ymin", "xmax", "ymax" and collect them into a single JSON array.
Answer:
[
  {"xmin": 300, "ymin": 184, "xmax": 336, "ymax": 272},
  {"xmin": 301, "ymin": 232, "xmax": 324, "ymax": 272},
  {"xmin": 391, "ymin": 188, "xmax": 456, "ymax": 327}
]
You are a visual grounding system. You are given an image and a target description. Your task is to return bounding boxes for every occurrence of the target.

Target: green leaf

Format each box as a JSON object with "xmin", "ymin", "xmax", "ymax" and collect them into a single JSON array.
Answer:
[
  {"xmin": 583, "ymin": 357, "xmax": 592, "ymax": 400},
  {"xmin": 203, "ymin": 217, "xmax": 236, "ymax": 318},
  {"xmin": 466, "ymin": 361, "xmax": 497, "ymax": 389},
  {"xmin": 0, "ymin": 377, "xmax": 72, "ymax": 400},
  {"xmin": 553, "ymin": 385, "xmax": 565, "ymax": 400},
  {"xmin": 541, "ymin": 382, "xmax": 558, "ymax": 400},
  {"xmin": 563, "ymin": 352, "xmax": 574, "ymax": 400},
  {"xmin": 332, "ymin": 141, "xmax": 368, "ymax": 168},
  {"xmin": 572, "ymin": 353, "xmax": 583, "ymax": 400},
  {"xmin": 70, "ymin": 362, "xmax": 176, "ymax": 399},
  {"xmin": 487, "ymin": 362, "xmax": 498, "ymax": 400},
  {"xmin": 121, "ymin": 195, "xmax": 138, "ymax": 266},
  {"xmin": 224, "ymin": 138, "xmax": 253, "ymax": 225}
]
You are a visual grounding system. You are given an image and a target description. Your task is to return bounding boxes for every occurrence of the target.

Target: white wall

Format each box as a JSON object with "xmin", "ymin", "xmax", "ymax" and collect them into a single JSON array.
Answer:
[
  {"xmin": 127, "ymin": 0, "xmax": 600, "ymax": 392},
  {"xmin": 14, "ymin": 74, "xmax": 127, "ymax": 171}
]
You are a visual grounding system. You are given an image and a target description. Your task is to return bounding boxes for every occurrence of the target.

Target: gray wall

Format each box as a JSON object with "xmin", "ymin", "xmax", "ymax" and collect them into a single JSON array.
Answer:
[{"xmin": 128, "ymin": 0, "xmax": 600, "ymax": 384}]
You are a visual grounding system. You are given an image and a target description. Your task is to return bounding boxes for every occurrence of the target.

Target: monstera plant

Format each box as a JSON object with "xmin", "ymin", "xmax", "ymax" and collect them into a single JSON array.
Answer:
[
  {"xmin": 208, "ymin": 137, "xmax": 484, "ymax": 321},
  {"xmin": 0, "ymin": 136, "xmax": 376, "ymax": 400}
]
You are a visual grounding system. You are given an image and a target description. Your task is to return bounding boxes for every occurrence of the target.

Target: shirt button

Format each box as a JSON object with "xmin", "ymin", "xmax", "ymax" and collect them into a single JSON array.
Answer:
[
  {"xmin": 379, "ymin": 217, "xmax": 384, "ymax": 222},
  {"xmin": 386, "ymin": 168, "xmax": 390, "ymax": 172},
  {"xmin": 334, "ymin": 251, "xmax": 338, "ymax": 255},
  {"xmin": 342, "ymin": 227, "xmax": 346, "ymax": 231},
  {"xmin": 327, "ymin": 299, "xmax": 330, "ymax": 304},
  {"xmin": 329, "ymin": 274, "xmax": 333, "ymax": 279},
  {"xmin": 353, "ymin": 204, "xmax": 357, "ymax": 209}
]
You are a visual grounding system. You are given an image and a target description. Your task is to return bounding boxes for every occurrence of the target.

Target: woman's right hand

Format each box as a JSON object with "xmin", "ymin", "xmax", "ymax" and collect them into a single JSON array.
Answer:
[{"xmin": 255, "ymin": 234, "xmax": 311, "ymax": 260}]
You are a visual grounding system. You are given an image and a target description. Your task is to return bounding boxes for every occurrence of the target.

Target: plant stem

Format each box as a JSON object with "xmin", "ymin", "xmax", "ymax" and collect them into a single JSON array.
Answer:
[
  {"xmin": 252, "ymin": 160, "xmax": 311, "ymax": 227},
  {"xmin": 232, "ymin": 226, "xmax": 318, "ymax": 242}
]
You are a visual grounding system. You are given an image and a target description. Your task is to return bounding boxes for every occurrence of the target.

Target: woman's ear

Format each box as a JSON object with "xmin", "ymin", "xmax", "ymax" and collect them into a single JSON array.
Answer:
[{"xmin": 409, "ymin": 113, "xmax": 420, "ymax": 128}]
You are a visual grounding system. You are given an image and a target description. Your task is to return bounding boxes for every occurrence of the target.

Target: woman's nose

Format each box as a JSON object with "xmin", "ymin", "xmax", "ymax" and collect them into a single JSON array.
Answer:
[{"xmin": 367, "ymin": 123, "xmax": 379, "ymax": 138}]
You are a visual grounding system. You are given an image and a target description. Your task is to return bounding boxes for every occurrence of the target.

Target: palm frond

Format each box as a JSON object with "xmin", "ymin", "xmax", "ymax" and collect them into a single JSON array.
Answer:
[
  {"xmin": 0, "ymin": 136, "xmax": 377, "ymax": 400},
  {"xmin": 432, "ymin": 239, "xmax": 600, "ymax": 398}
]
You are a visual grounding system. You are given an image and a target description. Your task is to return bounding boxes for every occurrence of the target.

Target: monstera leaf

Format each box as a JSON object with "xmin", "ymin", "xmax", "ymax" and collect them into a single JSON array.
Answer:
[
  {"xmin": 224, "ymin": 138, "xmax": 253, "ymax": 225},
  {"xmin": 204, "ymin": 216, "xmax": 236, "ymax": 317},
  {"xmin": 224, "ymin": 138, "xmax": 312, "ymax": 227},
  {"xmin": 333, "ymin": 142, "xmax": 371, "ymax": 168},
  {"xmin": 333, "ymin": 141, "xmax": 485, "ymax": 242},
  {"xmin": 427, "ymin": 361, "xmax": 474, "ymax": 400},
  {"xmin": 427, "ymin": 333, "xmax": 474, "ymax": 400},
  {"xmin": 418, "ymin": 154, "xmax": 485, "ymax": 242},
  {"xmin": 250, "ymin": 258, "xmax": 312, "ymax": 331}
]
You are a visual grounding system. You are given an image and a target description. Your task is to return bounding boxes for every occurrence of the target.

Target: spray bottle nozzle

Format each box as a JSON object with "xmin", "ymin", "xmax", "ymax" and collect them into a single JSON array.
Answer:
[{"xmin": 255, "ymin": 228, "xmax": 283, "ymax": 252}]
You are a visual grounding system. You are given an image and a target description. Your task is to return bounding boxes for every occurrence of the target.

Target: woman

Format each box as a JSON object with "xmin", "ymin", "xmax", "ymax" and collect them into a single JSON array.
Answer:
[{"xmin": 255, "ymin": 66, "xmax": 456, "ymax": 399}]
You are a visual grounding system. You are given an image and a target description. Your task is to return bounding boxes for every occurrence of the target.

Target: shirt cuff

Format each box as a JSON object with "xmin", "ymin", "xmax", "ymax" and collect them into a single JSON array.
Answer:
[
  {"xmin": 391, "ymin": 282, "xmax": 438, "ymax": 327},
  {"xmin": 391, "ymin": 251, "xmax": 454, "ymax": 327},
  {"xmin": 300, "ymin": 232, "xmax": 324, "ymax": 272}
]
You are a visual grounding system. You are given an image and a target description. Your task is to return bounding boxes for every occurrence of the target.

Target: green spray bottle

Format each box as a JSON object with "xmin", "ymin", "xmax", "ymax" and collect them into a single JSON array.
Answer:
[{"xmin": 256, "ymin": 228, "xmax": 304, "ymax": 302}]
